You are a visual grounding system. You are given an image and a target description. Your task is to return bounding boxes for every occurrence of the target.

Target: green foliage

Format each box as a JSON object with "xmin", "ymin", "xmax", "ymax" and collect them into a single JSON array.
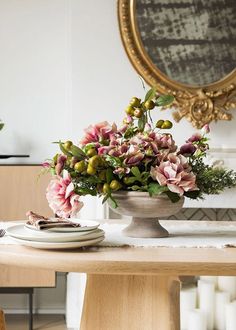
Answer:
[
  {"xmin": 148, "ymin": 182, "xmax": 168, "ymax": 196},
  {"xmin": 190, "ymin": 158, "xmax": 236, "ymax": 197},
  {"xmin": 144, "ymin": 88, "xmax": 156, "ymax": 102},
  {"xmin": 0, "ymin": 122, "xmax": 4, "ymax": 131},
  {"xmin": 156, "ymin": 95, "xmax": 174, "ymax": 106}
]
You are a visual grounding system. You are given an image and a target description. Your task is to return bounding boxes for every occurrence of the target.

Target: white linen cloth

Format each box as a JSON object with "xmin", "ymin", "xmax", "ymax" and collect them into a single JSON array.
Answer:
[
  {"xmin": 98, "ymin": 220, "xmax": 236, "ymax": 248},
  {"xmin": 2, "ymin": 220, "xmax": 236, "ymax": 248}
]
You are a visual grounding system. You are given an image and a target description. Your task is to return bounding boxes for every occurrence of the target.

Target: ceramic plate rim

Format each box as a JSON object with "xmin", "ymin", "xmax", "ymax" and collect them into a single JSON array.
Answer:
[
  {"xmin": 7, "ymin": 224, "xmax": 104, "ymax": 242},
  {"xmin": 10, "ymin": 236, "xmax": 105, "ymax": 250}
]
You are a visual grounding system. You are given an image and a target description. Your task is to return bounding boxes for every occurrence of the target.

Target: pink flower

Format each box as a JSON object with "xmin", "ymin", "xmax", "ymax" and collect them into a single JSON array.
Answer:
[
  {"xmin": 201, "ymin": 124, "xmax": 210, "ymax": 135},
  {"xmin": 187, "ymin": 133, "xmax": 202, "ymax": 143},
  {"xmin": 55, "ymin": 155, "xmax": 67, "ymax": 175},
  {"xmin": 46, "ymin": 170, "xmax": 83, "ymax": 218},
  {"xmin": 42, "ymin": 162, "xmax": 50, "ymax": 168},
  {"xmin": 179, "ymin": 143, "xmax": 196, "ymax": 156},
  {"xmin": 80, "ymin": 121, "xmax": 117, "ymax": 145},
  {"xmin": 123, "ymin": 145, "xmax": 144, "ymax": 166},
  {"xmin": 155, "ymin": 133, "xmax": 177, "ymax": 152},
  {"xmin": 150, "ymin": 154, "xmax": 197, "ymax": 196}
]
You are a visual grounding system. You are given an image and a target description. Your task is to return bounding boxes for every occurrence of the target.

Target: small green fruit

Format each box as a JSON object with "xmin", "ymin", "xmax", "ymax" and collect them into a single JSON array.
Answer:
[
  {"xmin": 64, "ymin": 141, "xmax": 73, "ymax": 150},
  {"xmin": 103, "ymin": 183, "xmax": 110, "ymax": 194},
  {"xmin": 86, "ymin": 148, "xmax": 97, "ymax": 157},
  {"xmin": 156, "ymin": 120, "xmax": 164, "ymax": 128},
  {"xmin": 125, "ymin": 105, "xmax": 135, "ymax": 115},
  {"xmin": 87, "ymin": 165, "xmax": 96, "ymax": 175},
  {"xmin": 144, "ymin": 100, "xmax": 155, "ymax": 110},
  {"xmin": 161, "ymin": 120, "xmax": 173, "ymax": 129},
  {"xmin": 74, "ymin": 160, "xmax": 86, "ymax": 172},
  {"xmin": 110, "ymin": 180, "xmax": 122, "ymax": 191},
  {"xmin": 130, "ymin": 97, "xmax": 141, "ymax": 107},
  {"xmin": 134, "ymin": 108, "xmax": 143, "ymax": 118}
]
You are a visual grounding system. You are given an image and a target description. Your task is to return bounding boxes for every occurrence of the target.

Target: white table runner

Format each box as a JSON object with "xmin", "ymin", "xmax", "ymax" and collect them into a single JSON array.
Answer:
[
  {"xmin": 99, "ymin": 220, "xmax": 236, "ymax": 248},
  {"xmin": 2, "ymin": 220, "xmax": 236, "ymax": 248}
]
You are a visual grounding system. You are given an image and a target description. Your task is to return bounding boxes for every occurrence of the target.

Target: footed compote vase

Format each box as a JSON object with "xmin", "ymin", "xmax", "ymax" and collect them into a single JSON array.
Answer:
[{"xmin": 108, "ymin": 191, "xmax": 184, "ymax": 238}]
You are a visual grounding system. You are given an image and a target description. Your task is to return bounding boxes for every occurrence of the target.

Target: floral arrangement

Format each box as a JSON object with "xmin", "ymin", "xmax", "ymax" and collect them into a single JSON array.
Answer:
[{"xmin": 44, "ymin": 88, "xmax": 236, "ymax": 218}]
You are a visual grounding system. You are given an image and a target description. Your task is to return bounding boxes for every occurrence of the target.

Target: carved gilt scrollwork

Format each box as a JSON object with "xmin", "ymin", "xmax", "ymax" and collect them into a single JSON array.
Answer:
[{"xmin": 118, "ymin": 0, "xmax": 236, "ymax": 129}]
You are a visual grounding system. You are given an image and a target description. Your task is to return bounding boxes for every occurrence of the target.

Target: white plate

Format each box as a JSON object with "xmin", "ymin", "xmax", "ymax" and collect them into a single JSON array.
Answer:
[
  {"xmin": 9, "ymin": 236, "xmax": 105, "ymax": 250},
  {"xmin": 25, "ymin": 219, "xmax": 100, "ymax": 232},
  {"xmin": 7, "ymin": 224, "xmax": 104, "ymax": 242}
]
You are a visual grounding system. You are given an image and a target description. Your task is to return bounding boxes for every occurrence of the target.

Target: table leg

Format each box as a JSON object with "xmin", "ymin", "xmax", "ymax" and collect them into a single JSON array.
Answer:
[{"xmin": 80, "ymin": 274, "xmax": 180, "ymax": 330}]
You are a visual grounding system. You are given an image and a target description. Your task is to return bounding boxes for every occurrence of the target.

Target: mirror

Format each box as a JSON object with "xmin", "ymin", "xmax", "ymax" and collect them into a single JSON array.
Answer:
[
  {"xmin": 135, "ymin": 0, "xmax": 236, "ymax": 86},
  {"xmin": 118, "ymin": 0, "xmax": 236, "ymax": 128}
]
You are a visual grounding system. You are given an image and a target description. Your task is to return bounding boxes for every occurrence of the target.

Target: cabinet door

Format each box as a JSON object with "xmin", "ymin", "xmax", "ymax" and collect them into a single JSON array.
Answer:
[
  {"xmin": 0, "ymin": 165, "xmax": 53, "ymax": 220},
  {"xmin": 0, "ymin": 165, "xmax": 55, "ymax": 287}
]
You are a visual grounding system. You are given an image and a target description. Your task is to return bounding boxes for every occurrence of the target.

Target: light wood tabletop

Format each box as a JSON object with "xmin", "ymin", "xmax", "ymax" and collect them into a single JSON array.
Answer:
[
  {"xmin": 1, "ymin": 244, "xmax": 236, "ymax": 329},
  {"xmin": 0, "ymin": 244, "xmax": 236, "ymax": 275}
]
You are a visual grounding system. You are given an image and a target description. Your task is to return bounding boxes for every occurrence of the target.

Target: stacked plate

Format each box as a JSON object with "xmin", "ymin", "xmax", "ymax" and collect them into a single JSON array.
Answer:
[{"xmin": 6, "ymin": 220, "xmax": 105, "ymax": 250}]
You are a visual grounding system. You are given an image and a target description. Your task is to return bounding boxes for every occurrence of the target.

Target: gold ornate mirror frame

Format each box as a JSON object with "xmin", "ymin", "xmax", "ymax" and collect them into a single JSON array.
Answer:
[{"xmin": 118, "ymin": 0, "xmax": 236, "ymax": 128}]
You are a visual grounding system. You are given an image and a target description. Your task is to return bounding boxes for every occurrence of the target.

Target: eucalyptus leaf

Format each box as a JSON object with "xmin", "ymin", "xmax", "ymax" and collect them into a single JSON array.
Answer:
[
  {"xmin": 156, "ymin": 95, "xmax": 174, "ymax": 107},
  {"xmin": 144, "ymin": 88, "xmax": 156, "ymax": 102}
]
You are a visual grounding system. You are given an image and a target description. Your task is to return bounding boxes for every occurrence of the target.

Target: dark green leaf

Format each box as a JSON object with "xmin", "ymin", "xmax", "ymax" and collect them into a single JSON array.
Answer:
[
  {"xmin": 156, "ymin": 95, "xmax": 174, "ymax": 107},
  {"xmin": 165, "ymin": 191, "xmax": 181, "ymax": 203},
  {"xmin": 144, "ymin": 88, "xmax": 156, "ymax": 102},
  {"xmin": 0, "ymin": 123, "xmax": 4, "ymax": 131},
  {"xmin": 148, "ymin": 182, "xmax": 168, "ymax": 196},
  {"xmin": 184, "ymin": 190, "xmax": 201, "ymax": 199},
  {"xmin": 131, "ymin": 166, "xmax": 141, "ymax": 178},
  {"xmin": 106, "ymin": 168, "xmax": 113, "ymax": 183}
]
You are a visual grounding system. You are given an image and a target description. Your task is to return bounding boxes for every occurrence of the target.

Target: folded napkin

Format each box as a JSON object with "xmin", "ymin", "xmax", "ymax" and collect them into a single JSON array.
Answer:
[{"xmin": 26, "ymin": 211, "xmax": 81, "ymax": 230}]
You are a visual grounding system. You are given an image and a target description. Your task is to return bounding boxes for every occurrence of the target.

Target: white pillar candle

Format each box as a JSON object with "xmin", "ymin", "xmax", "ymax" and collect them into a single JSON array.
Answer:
[
  {"xmin": 180, "ymin": 287, "xmax": 197, "ymax": 329},
  {"xmin": 187, "ymin": 309, "xmax": 207, "ymax": 330},
  {"xmin": 226, "ymin": 301, "xmax": 236, "ymax": 330},
  {"xmin": 200, "ymin": 276, "xmax": 218, "ymax": 288},
  {"xmin": 214, "ymin": 291, "xmax": 230, "ymax": 330},
  {"xmin": 218, "ymin": 277, "xmax": 236, "ymax": 300},
  {"xmin": 198, "ymin": 280, "xmax": 215, "ymax": 330}
]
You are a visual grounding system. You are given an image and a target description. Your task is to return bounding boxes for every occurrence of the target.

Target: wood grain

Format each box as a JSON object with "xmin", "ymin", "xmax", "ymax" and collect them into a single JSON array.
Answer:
[
  {"xmin": 0, "ymin": 165, "xmax": 53, "ymax": 220},
  {"xmin": 81, "ymin": 274, "xmax": 180, "ymax": 330},
  {"xmin": 0, "ymin": 265, "xmax": 55, "ymax": 287},
  {"xmin": 0, "ymin": 309, "xmax": 6, "ymax": 330},
  {"xmin": 1, "ymin": 245, "xmax": 236, "ymax": 276},
  {"xmin": 0, "ymin": 165, "xmax": 55, "ymax": 287}
]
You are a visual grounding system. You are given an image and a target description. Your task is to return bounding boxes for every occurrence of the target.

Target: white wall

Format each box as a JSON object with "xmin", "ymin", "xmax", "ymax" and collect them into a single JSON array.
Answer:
[{"xmin": 2, "ymin": 0, "xmax": 236, "ymax": 165}]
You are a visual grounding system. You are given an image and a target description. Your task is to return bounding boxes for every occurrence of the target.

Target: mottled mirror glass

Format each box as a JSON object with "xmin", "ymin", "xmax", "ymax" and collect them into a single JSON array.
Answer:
[{"xmin": 135, "ymin": 0, "xmax": 236, "ymax": 86}]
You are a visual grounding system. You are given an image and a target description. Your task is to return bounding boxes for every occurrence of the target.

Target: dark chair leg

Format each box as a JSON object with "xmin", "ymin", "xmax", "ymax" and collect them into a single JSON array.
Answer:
[{"xmin": 29, "ymin": 290, "xmax": 33, "ymax": 330}]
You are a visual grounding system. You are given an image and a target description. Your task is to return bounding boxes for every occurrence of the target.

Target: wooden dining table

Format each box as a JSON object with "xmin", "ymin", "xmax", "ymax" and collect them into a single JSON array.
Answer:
[{"xmin": 1, "ymin": 244, "xmax": 236, "ymax": 330}]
